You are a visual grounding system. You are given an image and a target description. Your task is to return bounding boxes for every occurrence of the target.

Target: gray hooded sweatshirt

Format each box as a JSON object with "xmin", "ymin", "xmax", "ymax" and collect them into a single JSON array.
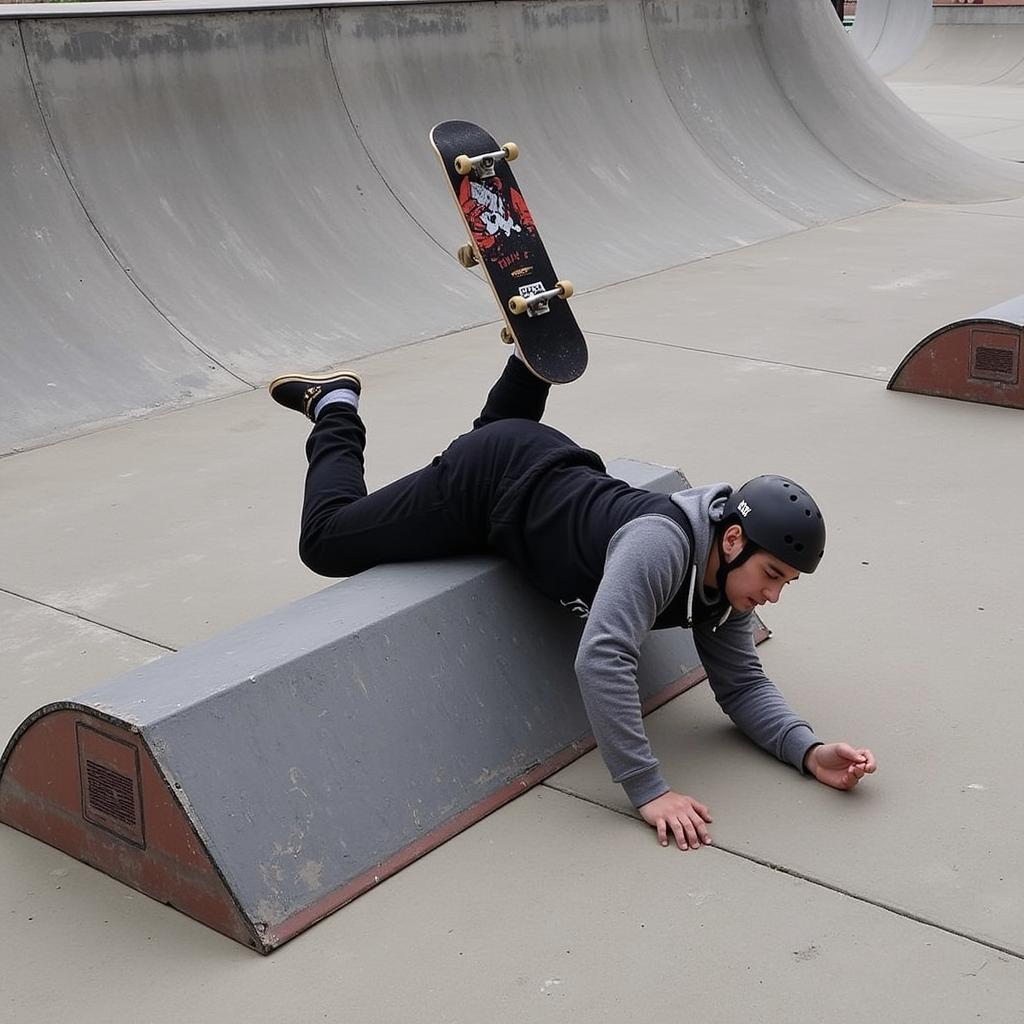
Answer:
[{"xmin": 573, "ymin": 484, "xmax": 822, "ymax": 807}]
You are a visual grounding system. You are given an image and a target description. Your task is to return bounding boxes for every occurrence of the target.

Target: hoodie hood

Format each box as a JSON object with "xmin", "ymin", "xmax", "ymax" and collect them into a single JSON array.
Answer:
[{"xmin": 670, "ymin": 482, "xmax": 733, "ymax": 618}]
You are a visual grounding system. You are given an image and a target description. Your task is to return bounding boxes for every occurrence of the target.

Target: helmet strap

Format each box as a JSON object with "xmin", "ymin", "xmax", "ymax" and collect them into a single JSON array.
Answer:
[{"xmin": 715, "ymin": 527, "xmax": 759, "ymax": 598}]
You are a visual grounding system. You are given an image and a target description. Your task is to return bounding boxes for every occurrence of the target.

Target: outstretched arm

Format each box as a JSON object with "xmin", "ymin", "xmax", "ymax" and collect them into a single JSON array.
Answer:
[
  {"xmin": 695, "ymin": 618, "xmax": 878, "ymax": 789},
  {"xmin": 574, "ymin": 516, "xmax": 712, "ymax": 850},
  {"xmin": 694, "ymin": 614, "xmax": 822, "ymax": 770}
]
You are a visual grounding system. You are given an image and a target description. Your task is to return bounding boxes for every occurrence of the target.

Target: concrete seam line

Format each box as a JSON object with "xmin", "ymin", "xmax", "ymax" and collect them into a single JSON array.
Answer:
[
  {"xmin": 587, "ymin": 332, "xmax": 887, "ymax": 383},
  {"xmin": 875, "ymin": 1, "xmax": 894, "ymax": 64},
  {"xmin": 960, "ymin": 124, "xmax": 1024, "ymax": 144},
  {"xmin": 14, "ymin": 20, "xmax": 253, "ymax": 390},
  {"xmin": 0, "ymin": 387, "xmax": 256, "ymax": 461},
  {"xmin": 902, "ymin": 111, "xmax": 1024, "ymax": 128},
  {"xmin": 984, "ymin": 53, "xmax": 1024, "ymax": 87},
  {"xmin": 949, "ymin": 207, "xmax": 1024, "ymax": 220},
  {"xmin": 542, "ymin": 782, "xmax": 1024, "ymax": 963},
  {"xmin": 0, "ymin": 586, "xmax": 177, "ymax": 653},
  {"xmin": 946, "ymin": 205, "xmax": 1024, "ymax": 218}
]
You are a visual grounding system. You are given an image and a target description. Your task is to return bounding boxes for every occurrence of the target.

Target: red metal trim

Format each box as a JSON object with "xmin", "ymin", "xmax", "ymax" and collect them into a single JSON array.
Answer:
[
  {"xmin": 888, "ymin": 317, "xmax": 1024, "ymax": 409},
  {"xmin": 0, "ymin": 710, "xmax": 259, "ymax": 950}
]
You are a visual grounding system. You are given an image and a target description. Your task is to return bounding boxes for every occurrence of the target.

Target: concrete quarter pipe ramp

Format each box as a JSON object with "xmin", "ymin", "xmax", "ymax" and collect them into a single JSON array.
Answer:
[
  {"xmin": 759, "ymin": 0, "xmax": 1024, "ymax": 201},
  {"xmin": 891, "ymin": 5, "xmax": 1024, "ymax": 86},
  {"xmin": 1, "ymin": 0, "xmax": 1023, "ymax": 456},
  {"xmin": 852, "ymin": 1, "xmax": 1024, "ymax": 85},
  {"xmin": 849, "ymin": 0, "xmax": 933, "ymax": 77},
  {"xmin": 0, "ymin": 18, "xmax": 244, "ymax": 451}
]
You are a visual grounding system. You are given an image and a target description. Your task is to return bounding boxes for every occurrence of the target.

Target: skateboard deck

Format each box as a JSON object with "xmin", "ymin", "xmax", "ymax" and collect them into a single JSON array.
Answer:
[{"xmin": 429, "ymin": 119, "xmax": 588, "ymax": 384}]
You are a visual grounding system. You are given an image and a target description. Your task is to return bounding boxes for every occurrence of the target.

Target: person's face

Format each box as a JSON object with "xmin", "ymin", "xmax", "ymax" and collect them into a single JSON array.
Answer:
[{"xmin": 721, "ymin": 526, "xmax": 801, "ymax": 612}]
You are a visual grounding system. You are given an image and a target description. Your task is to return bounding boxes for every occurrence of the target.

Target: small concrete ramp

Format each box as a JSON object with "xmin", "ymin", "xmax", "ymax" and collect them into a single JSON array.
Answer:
[
  {"xmin": 3, "ymin": 0, "xmax": 1024, "ymax": 454},
  {"xmin": 888, "ymin": 294, "xmax": 1024, "ymax": 409},
  {"xmin": 0, "ymin": 459, "xmax": 745, "ymax": 951}
]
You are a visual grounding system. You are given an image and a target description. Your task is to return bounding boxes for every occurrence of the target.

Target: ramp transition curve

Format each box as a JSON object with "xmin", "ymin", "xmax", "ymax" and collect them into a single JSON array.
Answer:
[
  {"xmin": 2, "ymin": 0, "xmax": 1024, "ymax": 454},
  {"xmin": 852, "ymin": 0, "xmax": 1024, "ymax": 84}
]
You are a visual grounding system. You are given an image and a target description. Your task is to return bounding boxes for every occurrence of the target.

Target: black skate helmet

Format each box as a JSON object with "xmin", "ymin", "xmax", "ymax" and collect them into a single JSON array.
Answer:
[{"xmin": 716, "ymin": 475, "xmax": 825, "ymax": 592}]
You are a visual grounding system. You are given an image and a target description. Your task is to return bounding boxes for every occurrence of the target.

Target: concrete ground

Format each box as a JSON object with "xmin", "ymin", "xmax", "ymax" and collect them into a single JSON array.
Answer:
[
  {"xmin": 890, "ymin": 80, "xmax": 1024, "ymax": 161},
  {"xmin": 3, "ymin": 186, "xmax": 1024, "ymax": 1019}
]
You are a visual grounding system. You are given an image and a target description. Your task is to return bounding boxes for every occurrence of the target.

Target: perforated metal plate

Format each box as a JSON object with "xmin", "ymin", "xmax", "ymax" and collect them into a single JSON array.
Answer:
[
  {"xmin": 76, "ymin": 723, "xmax": 146, "ymax": 848},
  {"xmin": 970, "ymin": 331, "xmax": 1019, "ymax": 385}
]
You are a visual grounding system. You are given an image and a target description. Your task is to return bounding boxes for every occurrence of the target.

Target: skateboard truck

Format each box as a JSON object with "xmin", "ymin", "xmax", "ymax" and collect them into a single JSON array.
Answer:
[
  {"xmin": 454, "ymin": 142, "xmax": 519, "ymax": 180},
  {"xmin": 508, "ymin": 280, "xmax": 574, "ymax": 318}
]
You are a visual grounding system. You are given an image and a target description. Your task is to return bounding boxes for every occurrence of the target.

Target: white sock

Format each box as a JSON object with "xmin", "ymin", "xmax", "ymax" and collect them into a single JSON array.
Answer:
[{"xmin": 313, "ymin": 389, "xmax": 359, "ymax": 419}]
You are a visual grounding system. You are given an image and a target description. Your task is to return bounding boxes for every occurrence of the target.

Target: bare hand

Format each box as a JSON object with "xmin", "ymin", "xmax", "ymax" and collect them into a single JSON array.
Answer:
[
  {"xmin": 638, "ymin": 790, "xmax": 713, "ymax": 850},
  {"xmin": 805, "ymin": 742, "xmax": 877, "ymax": 791}
]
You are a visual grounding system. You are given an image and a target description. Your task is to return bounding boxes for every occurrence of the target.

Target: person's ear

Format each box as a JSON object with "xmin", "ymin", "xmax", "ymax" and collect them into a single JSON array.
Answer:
[{"xmin": 723, "ymin": 523, "xmax": 745, "ymax": 560}]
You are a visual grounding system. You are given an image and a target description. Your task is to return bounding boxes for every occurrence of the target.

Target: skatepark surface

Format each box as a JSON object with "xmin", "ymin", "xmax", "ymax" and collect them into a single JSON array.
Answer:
[
  {"xmin": 2, "ymin": 2, "xmax": 1024, "ymax": 1020},
  {"xmin": 856, "ymin": 0, "xmax": 1024, "ymax": 160}
]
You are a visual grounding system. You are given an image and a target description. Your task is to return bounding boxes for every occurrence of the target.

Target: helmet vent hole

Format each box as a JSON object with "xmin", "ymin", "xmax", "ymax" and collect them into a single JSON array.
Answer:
[
  {"xmin": 794, "ymin": 542, "xmax": 804, "ymax": 552},
  {"xmin": 784, "ymin": 534, "xmax": 793, "ymax": 544},
  {"xmin": 789, "ymin": 494, "xmax": 798, "ymax": 502},
  {"xmin": 804, "ymin": 509, "xmax": 812, "ymax": 517}
]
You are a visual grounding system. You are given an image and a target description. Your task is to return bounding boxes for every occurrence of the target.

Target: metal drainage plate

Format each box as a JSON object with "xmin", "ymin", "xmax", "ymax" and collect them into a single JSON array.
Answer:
[{"xmin": 76, "ymin": 722, "xmax": 146, "ymax": 849}]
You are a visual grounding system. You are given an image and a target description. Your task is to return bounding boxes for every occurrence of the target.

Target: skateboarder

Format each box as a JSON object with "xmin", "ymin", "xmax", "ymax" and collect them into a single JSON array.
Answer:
[{"xmin": 270, "ymin": 353, "xmax": 876, "ymax": 851}]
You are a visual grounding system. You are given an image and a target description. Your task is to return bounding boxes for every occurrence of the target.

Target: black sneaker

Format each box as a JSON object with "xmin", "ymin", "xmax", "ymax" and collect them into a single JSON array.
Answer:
[{"xmin": 268, "ymin": 370, "xmax": 362, "ymax": 421}]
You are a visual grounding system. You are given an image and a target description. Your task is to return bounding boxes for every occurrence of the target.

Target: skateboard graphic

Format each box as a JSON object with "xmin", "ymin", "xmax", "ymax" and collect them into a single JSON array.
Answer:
[{"xmin": 429, "ymin": 120, "xmax": 588, "ymax": 384}]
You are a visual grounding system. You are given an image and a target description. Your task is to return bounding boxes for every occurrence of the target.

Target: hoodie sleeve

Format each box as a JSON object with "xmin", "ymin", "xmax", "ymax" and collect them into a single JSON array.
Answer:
[
  {"xmin": 573, "ymin": 515, "xmax": 691, "ymax": 808},
  {"xmin": 693, "ymin": 614, "xmax": 821, "ymax": 772}
]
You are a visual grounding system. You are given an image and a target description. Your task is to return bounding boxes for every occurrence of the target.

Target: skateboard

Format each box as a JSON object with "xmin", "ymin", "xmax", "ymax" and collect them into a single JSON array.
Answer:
[{"xmin": 429, "ymin": 119, "xmax": 588, "ymax": 384}]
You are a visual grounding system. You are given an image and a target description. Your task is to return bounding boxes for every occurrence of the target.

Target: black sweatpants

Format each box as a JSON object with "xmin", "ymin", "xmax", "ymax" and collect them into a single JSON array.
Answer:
[{"xmin": 300, "ymin": 355, "xmax": 577, "ymax": 577}]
